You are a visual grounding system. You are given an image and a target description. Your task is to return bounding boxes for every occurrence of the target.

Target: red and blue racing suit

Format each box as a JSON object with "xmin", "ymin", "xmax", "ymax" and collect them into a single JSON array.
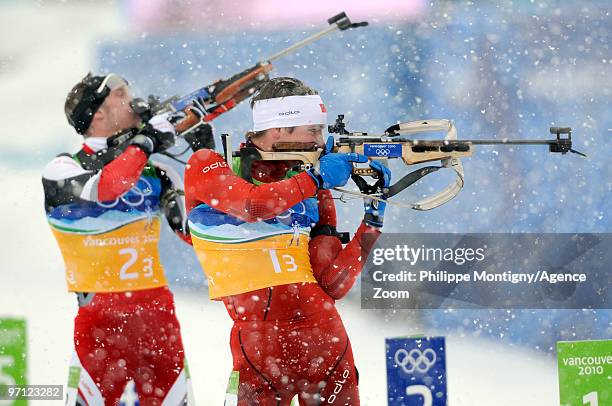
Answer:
[{"xmin": 185, "ymin": 148, "xmax": 380, "ymax": 405}]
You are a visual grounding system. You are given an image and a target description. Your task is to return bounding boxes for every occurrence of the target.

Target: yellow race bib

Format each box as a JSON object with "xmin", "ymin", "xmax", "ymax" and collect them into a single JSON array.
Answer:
[
  {"xmin": 50, "ymin": 218, "xmax": 168, "ymax": 292},
  {"xmin": 191, "ymin": 233, "xmax": 316, "ymax": 299}
]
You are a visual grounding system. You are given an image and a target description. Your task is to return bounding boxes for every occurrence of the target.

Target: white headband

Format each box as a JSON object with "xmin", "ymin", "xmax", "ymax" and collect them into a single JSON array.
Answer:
[{"xmin": 252, "ymin": 95, "xmax": 327, "ymax": 131}]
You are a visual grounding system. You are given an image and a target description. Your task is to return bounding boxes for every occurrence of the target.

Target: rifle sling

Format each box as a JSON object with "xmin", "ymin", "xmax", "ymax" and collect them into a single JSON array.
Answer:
[{"xmin": 387, "ymin": 166, "xmax": 441, "ymax": 198}]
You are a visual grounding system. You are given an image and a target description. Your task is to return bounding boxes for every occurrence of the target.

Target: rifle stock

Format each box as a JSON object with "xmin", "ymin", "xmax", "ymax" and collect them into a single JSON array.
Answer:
[
  {"xmin": 212, "ymin": 63, "xmax": 273, "ymax": 105},
  {"xmin": 249, "ymin": 119, "xmax": 472, "ymax": 176},
  {"xmin": 246, "ymin": 142, "xmax": 473, "ymax": 177}
]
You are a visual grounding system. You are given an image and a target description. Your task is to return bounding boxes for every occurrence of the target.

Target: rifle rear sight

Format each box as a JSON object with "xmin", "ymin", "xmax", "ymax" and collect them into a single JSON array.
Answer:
[{"xmin": 328, "ymin": 114, "xmax": 349, "ymax": 135}]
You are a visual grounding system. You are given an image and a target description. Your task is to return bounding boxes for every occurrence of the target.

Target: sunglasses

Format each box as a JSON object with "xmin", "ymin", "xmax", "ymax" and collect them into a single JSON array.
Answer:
[
  {"xmin": 69, "ymin": 73, "xmax": 129, "ymax": 134},
  {"xmin": 92, "ymin": 73, "xmax": 129, "ymax": 95}
]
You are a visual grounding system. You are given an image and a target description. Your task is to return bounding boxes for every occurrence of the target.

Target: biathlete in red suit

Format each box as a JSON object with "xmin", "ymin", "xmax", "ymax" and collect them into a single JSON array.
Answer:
[
  {"xmin": 43, "ymin": 73, "xmax": 213, "ymax": 405},
  {"xmin": 184, "ymin": 77, "xmax": 391, "ymax": 405}
]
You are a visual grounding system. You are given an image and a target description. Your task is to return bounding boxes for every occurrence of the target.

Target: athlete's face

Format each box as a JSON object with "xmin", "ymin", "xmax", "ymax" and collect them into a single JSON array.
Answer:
[
  {"xmin": 254, "ymin": 124, "xmax": 325, "ymax": 151},
  {"xmin": 281, "ymin": 124, "xmax": 325, "ymax": 146},
  {"xmin": 96, "ymin": 86, "xmax": 141, "ymax": 137}
]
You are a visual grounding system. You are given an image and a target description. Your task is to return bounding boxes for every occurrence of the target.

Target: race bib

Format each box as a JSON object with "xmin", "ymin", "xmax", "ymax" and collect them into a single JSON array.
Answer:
[
  {"xmin": 191, "ymin": 233, "xmax": 316, "ymax": 299},
  {"xmin": 51, "ymin": 218, "xmax": 167, "ymax": 292}
]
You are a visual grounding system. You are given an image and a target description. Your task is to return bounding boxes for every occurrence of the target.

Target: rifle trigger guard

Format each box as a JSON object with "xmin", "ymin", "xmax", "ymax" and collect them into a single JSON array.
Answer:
[{"xmin": 351, "ymin": 173, "xmax": 383, "ymax": 196}]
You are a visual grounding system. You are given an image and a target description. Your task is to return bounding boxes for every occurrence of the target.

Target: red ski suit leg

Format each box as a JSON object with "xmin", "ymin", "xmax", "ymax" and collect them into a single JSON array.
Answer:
[
  {"xmin": 229, "ymin": 295, "xmax": 359, "ymax": 406},
  {"xmin": 74, "ymin": 287, "xmax": 185, "ymax": 405}
]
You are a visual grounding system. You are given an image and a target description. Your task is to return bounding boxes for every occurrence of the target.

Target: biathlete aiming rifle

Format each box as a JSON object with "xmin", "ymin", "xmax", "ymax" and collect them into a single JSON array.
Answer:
[{"xmin": 233, "ymin": 115, "xmax": 585, "ymax": 210}]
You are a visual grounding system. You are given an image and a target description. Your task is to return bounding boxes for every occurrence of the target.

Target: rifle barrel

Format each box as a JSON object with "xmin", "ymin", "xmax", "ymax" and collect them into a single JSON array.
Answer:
[
  {"xmin": 267, "ymin": 24, "xmax": 339, "ymax": 62},
  {"xmin": 338, "ymin": 137, "xmax": 562, "ymax": 146},
  {"xmin": 448, "ymin": 139, "xmax": 558, "ymax": 145},
  {"xmin": 398, "ymin": 138, "xmax": 576, "ymax": 155}
]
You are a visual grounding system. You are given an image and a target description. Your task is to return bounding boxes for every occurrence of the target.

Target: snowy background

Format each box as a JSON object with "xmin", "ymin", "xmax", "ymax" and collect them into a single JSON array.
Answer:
[{"xmin": 0, "ymin": 0, "xmax": 610, "ymax": 404}]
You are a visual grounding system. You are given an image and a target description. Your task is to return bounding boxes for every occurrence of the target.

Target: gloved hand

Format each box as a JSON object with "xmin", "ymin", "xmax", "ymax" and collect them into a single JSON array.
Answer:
[
  {"xmin": 130, "ymin": 114, "xmax": 176, "ymax": 155},
  {"xmin": 148, "ymin": 112, "xmax": 177, "ymax": 135},
  {"xmin": 169, "ymin": 98, "xmax": 208, "ymax": 126},
  {"xmin": 308, "ymin": 136, "xmax": 368, "ymax": 189},
  {"xmin": 363, "ymin": 161, "xmax": 391, "ymax": 228},
  {"xmin": 168, "ymin": 99, "xmax": 214, "ymax": 152},
  {"xmin": 192, "ymin": 98, "xmax": 208, "ymax": 117},
  {"xmin": 184, "ymin": 122, "xmax": 215, "ymax": 152}
]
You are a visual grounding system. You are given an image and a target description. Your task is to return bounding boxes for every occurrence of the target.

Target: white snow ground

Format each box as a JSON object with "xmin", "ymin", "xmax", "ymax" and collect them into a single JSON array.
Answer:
[{"xmin": 0, "ymin": 2, "xmax": 559, "ymax": 405}]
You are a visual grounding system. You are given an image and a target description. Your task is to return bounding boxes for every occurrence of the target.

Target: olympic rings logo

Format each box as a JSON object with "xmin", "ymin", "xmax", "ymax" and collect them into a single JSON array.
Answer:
[
  {"xmin": 277, "ymin": 201, "xmax": 306, "ymax": 219},
  {"xmin": 97, "ymin": 178, "xmax": 154, "ymax": 208},
  {"xmin": 394, "ymin": 348, "xmax": 437, "ymax": 374},
  {"xmin": 375, "ymin": 148, "xmax": 391, "ymax": 157}
]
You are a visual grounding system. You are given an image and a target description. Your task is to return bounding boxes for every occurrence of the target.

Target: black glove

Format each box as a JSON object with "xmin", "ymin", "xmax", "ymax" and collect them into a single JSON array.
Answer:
[
  {"xmin": 130, "ymin": 95, "xmax": 164, "ymax": 123},
  {"xmin": 130, "ymin": 123, "xmax": 175, "ymax": 155},
  {"xmin": 184, "ymin": 123, "xmax": 215, "ymax": 151}
]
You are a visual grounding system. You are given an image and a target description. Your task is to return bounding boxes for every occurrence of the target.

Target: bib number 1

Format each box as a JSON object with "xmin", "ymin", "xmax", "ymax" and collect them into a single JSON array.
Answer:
[
  {"xmin": 268, "ymin": 249, "xmax": 298, "ymax": 274},
  {"xmin": 119, "ymin": 248, "xmax": 154, "ymax": 280}
]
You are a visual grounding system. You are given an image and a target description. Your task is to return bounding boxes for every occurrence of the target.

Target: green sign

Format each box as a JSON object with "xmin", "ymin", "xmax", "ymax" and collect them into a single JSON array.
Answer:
[
  {"xmin": 0, "ymin": 318, "xmax": 27, "ymax": 406},
  {"xmin": 557, "ymin": 340, "xmax": 611, "ymax": 406},
  {"xmin": 67, "ymin": 367, "xmax": 81, "ymax": 389}
]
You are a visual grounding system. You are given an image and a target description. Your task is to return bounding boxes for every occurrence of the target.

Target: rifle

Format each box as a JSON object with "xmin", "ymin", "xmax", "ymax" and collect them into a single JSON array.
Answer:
[
  {"xmin": 232, "ymin": 115, "xmax": 585, "ymax": 210},
  {"xmin": 137, "ymin": 12, "xmax": 368, "ymax": 135}
]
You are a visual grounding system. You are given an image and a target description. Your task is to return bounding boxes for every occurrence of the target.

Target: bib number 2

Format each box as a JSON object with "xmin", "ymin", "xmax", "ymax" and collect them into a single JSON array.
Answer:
[
  {"xmin": 119, "ymin": 248, "xmax": 154, "ymax": 280},
  {"xmin": 407, "ymin": 385, "xmax": 432, "ymax": 406}
]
